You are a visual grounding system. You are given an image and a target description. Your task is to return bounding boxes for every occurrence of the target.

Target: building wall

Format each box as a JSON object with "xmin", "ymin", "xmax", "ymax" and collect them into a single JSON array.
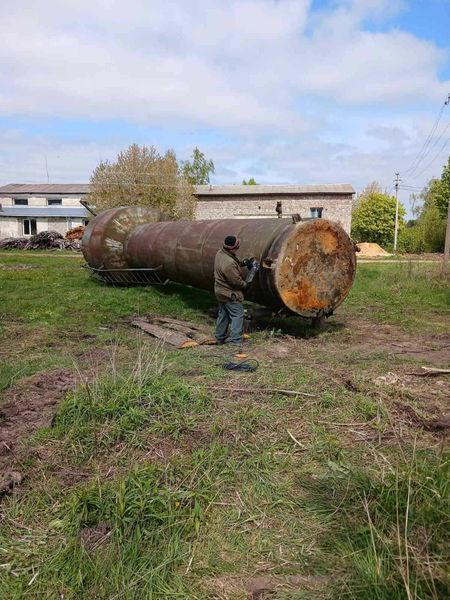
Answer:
[
  {"xmin": 0, "ymin": 193, "xmax": 87, "ymax": 238},
  {"xmin": 0, "ymin": 217, "xmax": 86, "ymax": 238},
  {"xmin": 61, "ymin": 197, "xmax": 83, "ymax": 207},
  {"xmin": 0, "ymin": 196, "xmax": 82, "ymax": 208},
  {"xmin": 0, "ymin": 217, "xmax": 20, "ymax": 238},
  {"xmin": 196, "ymin": 194, "xmax": 353, "ymax": 233}
]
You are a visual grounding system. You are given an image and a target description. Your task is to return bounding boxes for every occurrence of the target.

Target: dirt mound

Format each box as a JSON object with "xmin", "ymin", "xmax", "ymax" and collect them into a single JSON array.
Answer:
[
  {"xmin": 357, "ymin": 242, "xmax": 391, "ymax": 257},
  {"xmin": 0, "ymin": 369, "xmax": 77, "ymax": 475}
]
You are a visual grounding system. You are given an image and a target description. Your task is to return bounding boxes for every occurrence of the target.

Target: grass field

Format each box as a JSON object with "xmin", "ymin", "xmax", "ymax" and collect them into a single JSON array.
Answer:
[{"xmin": 0, "ymin": 252, "xmax": 449, "ymax": 599}]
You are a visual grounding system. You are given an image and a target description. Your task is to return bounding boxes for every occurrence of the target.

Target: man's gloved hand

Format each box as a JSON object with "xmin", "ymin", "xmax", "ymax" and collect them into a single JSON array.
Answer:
[
  {"xmin": 245, "ymin": 258, "xmax": 260, "ymax": 284},
  {"xmin": 241, "ymin": 257, "xmax": 256, "ymax": 269}
]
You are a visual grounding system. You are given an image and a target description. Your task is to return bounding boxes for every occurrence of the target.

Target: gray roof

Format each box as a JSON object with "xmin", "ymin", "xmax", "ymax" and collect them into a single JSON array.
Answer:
[
  {"xmin": 0, "ymin": 183, "xmax": 90, "ymax": 196},
  {"xmin": 0, "ymin": 182, "xmax": 355, "ymax": 199},
  {"xmin": 0, "ymin": 206, "xmax": 88, "ymax": 217},
  {"xmin": 194, "ymin": 183, "xmax": 354, "ymax": 196}
]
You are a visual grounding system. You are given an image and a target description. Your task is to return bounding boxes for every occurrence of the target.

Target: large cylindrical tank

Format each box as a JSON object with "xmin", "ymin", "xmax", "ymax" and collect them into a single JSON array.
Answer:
[{"xmin": 82, "ymin": 207, "xmax": 356, "ymax": 318}]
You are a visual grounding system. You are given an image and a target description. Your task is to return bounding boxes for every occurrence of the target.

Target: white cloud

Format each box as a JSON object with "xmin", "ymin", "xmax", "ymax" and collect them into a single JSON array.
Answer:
[
  {"xmin": 0, "ymin": 0, "xmax": 449, "ymax": 212},
  {"xmin": 0, "ymin": 0, "xmax": 448, "ymax": 128}
]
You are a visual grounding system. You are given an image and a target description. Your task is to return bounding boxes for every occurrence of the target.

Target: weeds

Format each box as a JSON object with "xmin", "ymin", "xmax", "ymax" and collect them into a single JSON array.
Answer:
[
  {"xmin": 45, "ymin": 345, "xmax": 212, "ymax": 459},
  {"xmin": 1, "ymin": 459, "xmax": 217, "ymax": 599},
  {"xmin": 300, "ymin": 445, "xmax": 449, "ymax": 599}
]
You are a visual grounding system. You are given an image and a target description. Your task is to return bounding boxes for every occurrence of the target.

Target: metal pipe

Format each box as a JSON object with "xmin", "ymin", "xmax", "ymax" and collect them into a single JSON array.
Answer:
[{"xmin": 82, "ymin": 207, "xmax": 356, "ymax": 318}]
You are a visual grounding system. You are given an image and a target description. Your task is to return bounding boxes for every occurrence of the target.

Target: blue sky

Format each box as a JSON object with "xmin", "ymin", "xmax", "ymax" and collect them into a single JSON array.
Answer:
[{"xmin": 0, "ymin": 0, "xmax": 449, "ymax": 212}]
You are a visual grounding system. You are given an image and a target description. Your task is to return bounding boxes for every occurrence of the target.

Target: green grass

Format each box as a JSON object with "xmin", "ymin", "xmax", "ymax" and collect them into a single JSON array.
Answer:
[
  {"xmin": 0, "ymin": 251, "xmax": 449, "ymax": 598},
  {"xmin": 345, "ymin": 261, "xmax": 450, "ymax": 331}
]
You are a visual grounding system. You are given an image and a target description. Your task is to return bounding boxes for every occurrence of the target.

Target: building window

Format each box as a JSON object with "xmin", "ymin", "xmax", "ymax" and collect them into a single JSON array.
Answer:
[
  {"xmin": 47, "ymin": 198, "xmax": 62, "ymax": 206},
  {"xmin": 310, "ymin": 207, "xmax": 323, "ymax": 218},
  {"xmin": 14, "ymin": 198, "xmax": 28, "ymax": 206},
  {"xmin": 23, "ymin": 219, "xmax": 37, "ymax": 236}
]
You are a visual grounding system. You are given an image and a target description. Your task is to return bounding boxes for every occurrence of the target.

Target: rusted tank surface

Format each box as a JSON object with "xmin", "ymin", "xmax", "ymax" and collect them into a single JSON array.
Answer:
[
  {"xmin": 82, "ymin": 208, "xmax": 356, "ymax": 318},
  {"xmin": 81, "ymin": 206, "xmax": 165, "ymax": 270}
]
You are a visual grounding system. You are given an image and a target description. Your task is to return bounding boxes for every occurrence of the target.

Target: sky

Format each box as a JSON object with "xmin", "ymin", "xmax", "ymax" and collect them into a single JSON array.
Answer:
[{"xmin": 1, "ymin": 0, "xmax": 449, "ymax": 212}]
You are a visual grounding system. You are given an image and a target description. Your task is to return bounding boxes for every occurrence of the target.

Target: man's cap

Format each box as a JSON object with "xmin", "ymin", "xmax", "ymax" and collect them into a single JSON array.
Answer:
[{"xmin": 224, "ymin": 235, "xmax": 240, "ymax": 250}]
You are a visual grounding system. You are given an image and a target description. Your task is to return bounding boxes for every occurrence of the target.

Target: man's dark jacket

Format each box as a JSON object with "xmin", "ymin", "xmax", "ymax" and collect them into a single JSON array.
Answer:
[{"xmin": 214, "ymin": 248, "xmax": 247, "ymax": 302}]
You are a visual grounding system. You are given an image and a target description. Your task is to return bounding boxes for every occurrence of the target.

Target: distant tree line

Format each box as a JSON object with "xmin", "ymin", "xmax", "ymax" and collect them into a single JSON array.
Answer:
[
  {"xmin": 351, "ymin": 157, "xmax": 449, "ymax": 252},
  {"xmin": 399, "ymin": 157, "xmax": 450, "ymax": 253}
]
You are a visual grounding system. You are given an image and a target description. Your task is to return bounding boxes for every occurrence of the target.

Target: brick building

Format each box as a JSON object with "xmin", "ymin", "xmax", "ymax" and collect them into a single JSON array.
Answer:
[
  {"xmin": 0, "ymin": 182, "xmax": 354, "ymax": 239},
  {"xmin": 195, "ymin": 184, "xmax": 354, "ymax": 233}
]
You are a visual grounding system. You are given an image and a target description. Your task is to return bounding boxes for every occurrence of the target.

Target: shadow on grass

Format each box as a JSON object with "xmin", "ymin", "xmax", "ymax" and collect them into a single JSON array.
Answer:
[
  {"xmin": 156, "ymin": 282, "xmax": 217, "ymax": 315},
  {"xmin": 250, "ymin": 314, "xmax": 346, "ymax": 339},
  {"xmin": 155, "ymin": 282, "xmax": 347, "ymax": 339}
]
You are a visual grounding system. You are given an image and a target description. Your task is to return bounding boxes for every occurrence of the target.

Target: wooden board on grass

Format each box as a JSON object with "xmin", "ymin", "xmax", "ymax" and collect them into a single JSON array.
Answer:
[{"xmin": 132, "ymin": 320, "xmax": 199, "ymax": 349}]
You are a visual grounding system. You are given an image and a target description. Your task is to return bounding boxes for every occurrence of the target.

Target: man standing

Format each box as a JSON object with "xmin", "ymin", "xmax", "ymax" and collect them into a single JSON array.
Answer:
[{"xmin": 214, "ymin": 235, "xmax": 247, "ymax": 347}]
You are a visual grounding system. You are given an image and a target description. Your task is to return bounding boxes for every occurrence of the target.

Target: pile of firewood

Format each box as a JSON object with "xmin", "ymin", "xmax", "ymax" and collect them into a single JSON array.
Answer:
[
  {"xmin": 65, "ymin": 225, "xmax": 85, "ymax": 240},
  {"xmin": 0, "ymin": 231, "xmax": 81, "ymax": 250},
  {"xmin": 0, "ymin": 237, "xmax": 28, "ymax": 250}
]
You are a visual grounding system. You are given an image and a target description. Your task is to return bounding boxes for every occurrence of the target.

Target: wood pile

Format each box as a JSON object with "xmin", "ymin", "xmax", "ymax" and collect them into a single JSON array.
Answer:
[
  {"xmin": 65, "ymin": 225, "xmax": 85, "ymax": 240},
  {"xmin": 0, "ymin": 231, "xmax": 81, "ymax": 250},
  {"xmin": 132, "ymin": 315, "xmax": 216, "ymax": 349},
  {"xmin": 0, "ymin": 237, "xmax": 28, "ymax": 250}
]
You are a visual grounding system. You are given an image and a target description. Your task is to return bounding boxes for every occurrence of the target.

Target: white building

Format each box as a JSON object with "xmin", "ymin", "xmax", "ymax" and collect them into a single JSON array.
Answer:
[
  {"xmin": 0, "ymin": 182, "xmax": 354, "ymax": 239},
  {"xmin": 0, "ymin": 184, "xmax": 90, "ymax": 239}
]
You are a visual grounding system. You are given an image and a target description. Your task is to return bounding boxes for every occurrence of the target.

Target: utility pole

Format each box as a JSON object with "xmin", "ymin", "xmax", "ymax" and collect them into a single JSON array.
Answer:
[{"xmin": 393, "ymin": 172, "xmax": 401, "ymax": 253}]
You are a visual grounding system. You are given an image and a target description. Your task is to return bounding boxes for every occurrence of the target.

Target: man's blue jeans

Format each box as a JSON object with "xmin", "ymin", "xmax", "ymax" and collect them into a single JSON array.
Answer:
[{"xmin": 215, "ymin": 302, "xmax": 244, "ymax": 345}]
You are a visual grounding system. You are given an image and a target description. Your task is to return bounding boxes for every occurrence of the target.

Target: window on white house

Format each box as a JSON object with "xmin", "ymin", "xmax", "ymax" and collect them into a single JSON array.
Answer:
[
  {"xmin": 14, "ymin": 198, "xmax": 28, "ymax": 205},
  {"xmin": 23, "ymin": 219, "xmax": 37, "ymax": 235},
  {"xmin": 47, "ymin": 198, "xmax": 62, "ymax": 205},
  {"xmin": 310, "ymin": 207, "xmax": 323, "ymax": 218}
]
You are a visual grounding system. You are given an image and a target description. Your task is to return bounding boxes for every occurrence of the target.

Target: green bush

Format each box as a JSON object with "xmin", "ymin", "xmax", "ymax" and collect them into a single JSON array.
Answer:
[
  {"xmin": 351, "ymin": 192, "xmax": 406, "ymax": 247},
  {"xmin": 397, "ymin": 224, "xmax": 425, "ymax": 254},
  {"xmin": 422, "ymin": 204, "xmax": 446, "ymax": 252}
]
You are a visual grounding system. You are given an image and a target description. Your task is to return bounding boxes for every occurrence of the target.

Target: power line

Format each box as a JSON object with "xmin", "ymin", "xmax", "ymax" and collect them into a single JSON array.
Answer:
[
  {"xmin": 410, "ymin": 125, "xmax": 450, "ymax": 181},
  {"xmin": 402, "ymin": 92, "xmax": 450, "ymax": 181}
]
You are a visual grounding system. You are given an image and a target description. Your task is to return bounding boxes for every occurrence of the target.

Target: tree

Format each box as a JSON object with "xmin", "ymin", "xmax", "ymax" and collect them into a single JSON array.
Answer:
[
  {"xmin": 87, "ymin": 144, "xmax": 196, "ymax": 219},
  {"xmin": 181, "ymin": 147, "xmax": 215, "ymax": 185},
  {"xmin": 427, "ymin": 156, "xmax": 450, "ymax": 219},
  {"xmin": 399, "ymin": 156, "xmax": 450, "ymax": 253},
  {"xmin": 351, "ymin": 189, "xmax": 406, "ymax": 248},
  {"xmin": 242, "ymin": 177, "xmax": 257, "ymax": 185}
]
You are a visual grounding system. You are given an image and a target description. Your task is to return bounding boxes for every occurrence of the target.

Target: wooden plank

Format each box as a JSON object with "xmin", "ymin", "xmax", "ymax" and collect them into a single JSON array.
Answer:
[
  {"xmin": 147, "ymin": 316, "xmax": 212, "ymax": 344},
  {"xmin": 131, "ymin": 320, "xmax": 199, "ymax": 349},
  {"xmin": 148, "ymin": 315, "xmax": 205, "ymax": 331}
]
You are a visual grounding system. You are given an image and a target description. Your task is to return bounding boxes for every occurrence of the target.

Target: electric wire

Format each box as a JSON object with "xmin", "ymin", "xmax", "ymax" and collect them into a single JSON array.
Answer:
[
  {"xmin": 412, "ymin": 134, "xmax": 450, "ymax": 180},
  {"xmin": 402, "ymin": 98, "xmax": 448, "ymax": 180}
]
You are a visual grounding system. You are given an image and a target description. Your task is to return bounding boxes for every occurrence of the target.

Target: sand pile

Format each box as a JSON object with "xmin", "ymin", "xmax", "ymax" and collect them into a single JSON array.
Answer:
[{"xmin": 357, "ymin": 243, "xmax": 391, "ymax": 257}]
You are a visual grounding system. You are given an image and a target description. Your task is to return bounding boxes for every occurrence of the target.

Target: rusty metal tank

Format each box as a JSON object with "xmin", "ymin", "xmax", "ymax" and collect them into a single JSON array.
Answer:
[{"xmin": 82, "ymin": 207, "xmax": 356, "ymax": 318}]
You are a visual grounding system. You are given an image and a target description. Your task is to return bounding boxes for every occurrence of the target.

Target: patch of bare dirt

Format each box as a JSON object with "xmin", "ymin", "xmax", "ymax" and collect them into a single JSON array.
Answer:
[
  {"xmin": 80, "ymin": 522, "xmax": 111, "ymax": 551},
  {"xmin": 327, "ymin": 319, "xmax": 450, "ymax": 365},
  {"xmin": 0, "ymin": 263, "xmax": 38, "ymax": 270},
  {"xmin": 142, "ymin": 439, "xmax": 180, "ymax": 462},
  {"xmin": 203, "ymin": 573, "xmax": 327, "ymax": 599},
  {"xmin": 0, "ymin": 369, "xmax": 78, "ymax": 475},
  {"xmin": 257, "ymin": 317, "xmax": 450, "ymax": 366}
]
